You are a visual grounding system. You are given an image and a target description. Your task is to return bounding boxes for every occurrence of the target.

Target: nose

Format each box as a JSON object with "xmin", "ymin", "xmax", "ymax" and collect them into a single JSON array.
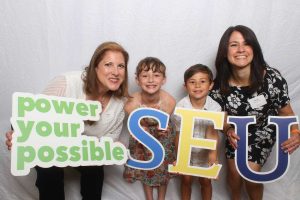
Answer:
[
  {"xmin": 111, "ymin": 65, "xmax": 120, "ymax": 76},
  {"xmin": 237, "ymin": 44, "xmax": 245, "ymax": 52},
  {"xmin": 195, "ymin": 82, "xmax": 201, "ymax": 87},
  {"xmin": 148, "ymin": 75, "xmax": 154, "ymax": 82}
]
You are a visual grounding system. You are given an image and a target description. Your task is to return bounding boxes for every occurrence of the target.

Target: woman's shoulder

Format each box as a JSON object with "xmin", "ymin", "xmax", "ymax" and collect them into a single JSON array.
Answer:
[
  {"xmin": 58, "ymin": 71, "xmax": 85, "ymax": 98},
  {"xmin": 63, "ymin": 71, "xmax": 84, "ymax": 88},
  {"xmin": 265, "ymin": 66, "xmax": 283, "ymax": 77},
  {"xmin": 206, "ymin": 95, "xmax": 222, "ymax": 111},
  {"xmin": 265, "ymin": 66, "xmax": 286, "ymax": 81}
]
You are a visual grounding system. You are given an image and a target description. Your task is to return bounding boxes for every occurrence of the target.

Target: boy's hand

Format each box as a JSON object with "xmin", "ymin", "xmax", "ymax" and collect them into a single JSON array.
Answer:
[
  {"xmin": 208, "ymin": 151, "xmax": 218, "ymax": 166},
  {"xmin": 208, "ymin": 152, "xmax": 219, "ymax": 180}
]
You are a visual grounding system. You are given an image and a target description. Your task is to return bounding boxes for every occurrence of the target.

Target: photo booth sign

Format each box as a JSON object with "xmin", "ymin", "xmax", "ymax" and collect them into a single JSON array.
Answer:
[
  {"xmin": 10, "ymin": 93, "xmax": 127, "ymax": 176},
  {"xmin": 10, "ymin": 93, "xmax": 297, "ymax": 183}
]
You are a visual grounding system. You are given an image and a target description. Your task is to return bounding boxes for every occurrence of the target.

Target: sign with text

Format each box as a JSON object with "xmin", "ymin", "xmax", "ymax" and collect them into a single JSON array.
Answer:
[
  {"xmin": 10, "ymin": 92, "xmax": 127, "ymax": 176},
  {"xmin": 10, "ymin": 93, "xmax": 297, "ymax": 183}
]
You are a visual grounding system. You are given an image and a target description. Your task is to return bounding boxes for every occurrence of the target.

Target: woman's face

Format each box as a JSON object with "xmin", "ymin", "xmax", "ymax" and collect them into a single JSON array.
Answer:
[
  {"xmin": 95, "ymin": 50, "xmax": 126, "ymax": 93},
  {"xmin": 227, "ymin": 31, "xmax": 253, "ymax": 70}
]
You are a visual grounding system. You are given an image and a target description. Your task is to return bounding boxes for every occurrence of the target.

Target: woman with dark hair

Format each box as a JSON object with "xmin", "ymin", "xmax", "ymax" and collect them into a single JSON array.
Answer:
[
  {"xmin": 210, "ymin": 25, "xmax": 300, "ymax": 200},
  {"xmin": 6, "ymin": 41, "xmax": 130, "ymax": 200}
]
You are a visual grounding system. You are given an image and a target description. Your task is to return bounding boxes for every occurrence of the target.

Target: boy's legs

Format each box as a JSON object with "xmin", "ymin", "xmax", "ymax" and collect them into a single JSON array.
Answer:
[
  {"xmin": 198, "ymin": 177, "xmax": 212, "ymax": 200},
  {"xmin": 35, "ymin": 166, "xmax": 65, "ymax": 200}
]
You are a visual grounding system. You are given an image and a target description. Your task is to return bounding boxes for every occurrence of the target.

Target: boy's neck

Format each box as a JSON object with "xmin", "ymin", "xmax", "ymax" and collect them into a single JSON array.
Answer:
[{"xmin": 189, "ymin": 96, "xmax": 206, "ymax": 109}]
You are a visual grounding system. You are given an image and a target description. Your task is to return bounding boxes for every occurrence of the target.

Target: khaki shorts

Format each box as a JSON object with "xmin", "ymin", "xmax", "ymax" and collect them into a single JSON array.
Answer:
[{"xmin": 190, "ymin": 149, "xmax": 209, "ymax": 167}]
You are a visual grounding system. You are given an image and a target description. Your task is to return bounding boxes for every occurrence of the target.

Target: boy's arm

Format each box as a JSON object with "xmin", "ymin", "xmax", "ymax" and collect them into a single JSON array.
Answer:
[{"xmin": 206, "ymin": 125, "xmax": 219, "ymax": 165}]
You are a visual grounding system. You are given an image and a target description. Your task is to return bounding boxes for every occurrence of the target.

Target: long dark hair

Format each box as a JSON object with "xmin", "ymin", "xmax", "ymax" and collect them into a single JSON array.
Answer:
[{"xmin": 215, "ymin": 25, "xmax": 267, "ymax": 94}]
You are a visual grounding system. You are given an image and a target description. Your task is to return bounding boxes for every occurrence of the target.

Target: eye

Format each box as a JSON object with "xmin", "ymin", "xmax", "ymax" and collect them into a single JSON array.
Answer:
[
  {"xmin": 104, "ymin": 62, "xmax": 113, "ymax": 67},
  {"xmin": 229, "ymin": 43, "xmax": 238, "ymax": 47},
  {"xmin": 243, "ymin": 42, "xmax": 251, "ymax": 48},
  {"xmin": 118, "ymin": 64, "xmax": 125, "ymax": 69}
]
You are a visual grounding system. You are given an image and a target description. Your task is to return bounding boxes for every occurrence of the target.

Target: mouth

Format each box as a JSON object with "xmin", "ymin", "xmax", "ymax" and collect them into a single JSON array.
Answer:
[
  {"xmin": 235, "ymin": 55, "xmax": 247, "ymax": 59},
  {"xmin": 193, "ymin": 90, "xmax": 202, "ymax": 94},
  {"xmin": 146, "ymin": 85, "xmax": 157, "ymax": 88},
  {"xmin": 109, "ymin": 77, "xmax": 120, "ymax": 84}
]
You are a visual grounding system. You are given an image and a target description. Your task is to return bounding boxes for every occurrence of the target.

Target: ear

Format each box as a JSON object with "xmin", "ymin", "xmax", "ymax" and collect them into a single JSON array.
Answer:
[
  {"xmin": 162, "ymin": 76, "xmax": 166, "ymax": 85},
  {"xmin": 209, "ymin": 81, "xmax": 214, "ymax": 90},
  {"xmin": 183, "ymin": 83, "xmax": 187, "ymax": 90},
  {"xmin": 135, "ymin": 76, "xmax": 140, "ymax": 86}
]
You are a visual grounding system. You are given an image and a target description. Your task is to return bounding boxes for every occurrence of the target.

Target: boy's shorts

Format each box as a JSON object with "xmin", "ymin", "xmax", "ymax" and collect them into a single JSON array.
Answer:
[{"xmin": 190, "ymin": 149, "xmax": 209, "ymax": 167}]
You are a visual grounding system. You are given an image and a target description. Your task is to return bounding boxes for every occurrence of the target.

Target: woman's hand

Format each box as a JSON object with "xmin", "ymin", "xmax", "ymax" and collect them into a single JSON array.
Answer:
[
  {"xmin": 281, "ymin": 130, "xmax": 300, "ymax": 154},
  {"xmin": 226, "ymin": 127, "xmax": 240, "ymax": 149},
  {"xmin": 5, "ymin": 130, "xmax": 13, "ymax": 150},
  {"xmin": 278, "ymin": 105, "xmax": 300, "ymax": 154}
]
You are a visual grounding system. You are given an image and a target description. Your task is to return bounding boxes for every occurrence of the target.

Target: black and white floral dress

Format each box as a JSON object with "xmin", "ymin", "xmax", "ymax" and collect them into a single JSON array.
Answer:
[{"xmin": 209, "ymin": 66, "xmax": 290, "ymax": 165}]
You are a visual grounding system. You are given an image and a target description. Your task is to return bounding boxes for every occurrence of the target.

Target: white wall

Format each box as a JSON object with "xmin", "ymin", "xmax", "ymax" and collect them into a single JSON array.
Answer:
[{"xmin": 1, "ymin": 0, "xmax": 299, "ymax": 199}]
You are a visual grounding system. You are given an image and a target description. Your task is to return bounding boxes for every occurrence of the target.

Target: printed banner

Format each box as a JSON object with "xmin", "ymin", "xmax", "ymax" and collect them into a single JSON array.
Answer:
[{"xmin": 10, "ymin": 92, "xmax": 297, "ymax": 183}]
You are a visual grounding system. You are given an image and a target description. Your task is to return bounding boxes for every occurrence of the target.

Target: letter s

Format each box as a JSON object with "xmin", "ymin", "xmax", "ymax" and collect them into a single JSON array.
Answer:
[{"xmin": 126, "ymin": 108, "xmax": 168, "ymax": 170}]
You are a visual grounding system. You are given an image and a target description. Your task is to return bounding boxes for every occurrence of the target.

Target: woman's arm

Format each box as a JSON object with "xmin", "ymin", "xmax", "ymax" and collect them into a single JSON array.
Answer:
[
  {"xmin": 223, "ymin": 112, "xmax": 240, "ymax": 149},
  {"xmin": 279, "ymin": 103, "xmax": 300, "ymax": 154}
]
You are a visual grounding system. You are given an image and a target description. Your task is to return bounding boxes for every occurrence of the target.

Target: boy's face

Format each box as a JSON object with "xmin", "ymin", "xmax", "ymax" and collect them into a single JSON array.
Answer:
[
  {"xmin": 185, "ymin": 72, "xmax": 213, "ymax": 101},
  {"xmin": 136, "ymin": 69, "xmax": 166, "ymax": 95}
]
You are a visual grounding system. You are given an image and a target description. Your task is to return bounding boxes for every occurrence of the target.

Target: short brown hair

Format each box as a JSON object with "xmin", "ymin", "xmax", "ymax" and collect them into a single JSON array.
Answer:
[
  {"xmin": 184, "ymin": 64, "xmax": 213, "ymax": 83},
  {"xmin": 82, "ymin": 41, "xmax": 129, "ymax": 98},
  {"xmin": 135, "ymin": 57, "xmax": 166, "ymax": 77}
]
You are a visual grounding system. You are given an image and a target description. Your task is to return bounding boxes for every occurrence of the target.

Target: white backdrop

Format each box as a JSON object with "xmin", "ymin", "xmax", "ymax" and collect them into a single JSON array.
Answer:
[{"xmin": 1, "ymin": 0, "xmax": 300, "ymax": 199}]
